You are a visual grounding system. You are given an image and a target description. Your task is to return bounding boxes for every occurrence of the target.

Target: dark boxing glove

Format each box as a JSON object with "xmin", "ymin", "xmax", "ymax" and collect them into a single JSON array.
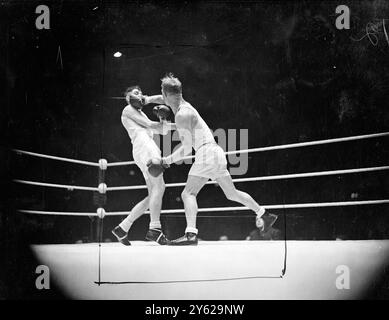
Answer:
[
  {"xmin": 129, "ymin": 95, "xmax": 145, "ymax": 110},
  {"xmin": 146, "ymin": 158, "xmax": 170, "ymax": 177},
  {"xmin": 153, "ymin": 105, "xmax": 171, "ymax": 121}
]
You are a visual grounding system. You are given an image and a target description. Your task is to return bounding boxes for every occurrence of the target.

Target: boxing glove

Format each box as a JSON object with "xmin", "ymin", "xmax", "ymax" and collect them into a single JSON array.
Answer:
[
  {"xmin": 153, "ymin": 105, "xmax": 171, "ymax": 121},
  {"xmin": 146, "ymin": 158, "xmax": 170, "ymax": 177}
]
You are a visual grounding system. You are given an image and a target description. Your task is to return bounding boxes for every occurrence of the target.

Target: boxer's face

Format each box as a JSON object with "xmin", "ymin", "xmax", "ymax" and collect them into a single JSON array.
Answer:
[
  {"xmin": 129, "ymin": 88, "xmax": 142, "ymax": 99},
  {"xmin": 126, "ymin": 88, "xmax": 143, "ymax": 104},
  {"xmin": 161, "ymin": 87, "xmax": 167, "ymax": 102},
  {"xmin": 161, "ymin": 87, "xmax": 171, "ymax": 106}
]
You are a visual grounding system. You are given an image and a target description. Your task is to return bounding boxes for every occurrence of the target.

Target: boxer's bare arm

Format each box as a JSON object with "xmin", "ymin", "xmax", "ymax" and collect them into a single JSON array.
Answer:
[
  {"xmin": 144, "ymin": 95, "xmax": 164, "ymax": 105},
  {"xmin": 163, "ymin": 109, "xmax": 194, "ymax": 165},
  {"xmin": 162, "ymin": 121, "xmax": 177, "ymax": 131},
  {"xmin": 154, "ymin": 120, "xmax": 177, "ymax": 135}
]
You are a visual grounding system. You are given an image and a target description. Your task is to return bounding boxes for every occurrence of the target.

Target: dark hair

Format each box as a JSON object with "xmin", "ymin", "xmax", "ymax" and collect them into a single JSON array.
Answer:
[
  {"xmin": 161, "ymin": 73, "xmax": 182, "ymax": 95},
  {"xmin": 124, "ymin": 85, "xmax": 141, "ymax": 98}
]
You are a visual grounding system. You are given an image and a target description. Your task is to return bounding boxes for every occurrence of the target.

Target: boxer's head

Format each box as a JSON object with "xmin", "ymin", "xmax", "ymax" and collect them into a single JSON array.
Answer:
[
  {"xmin": 161, "ymin": 73, "xmax": 182, "ymax": 106},
  {"xmin": 124, "ymin": 85, "xmax": 145, "ymax": 109}
]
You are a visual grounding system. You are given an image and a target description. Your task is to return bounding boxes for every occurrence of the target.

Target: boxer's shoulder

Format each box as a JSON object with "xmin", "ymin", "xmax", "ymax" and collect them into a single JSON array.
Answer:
[
  {"xmin": 122, "ymin": 104, "xmax": 132, "ymax": 114},
  {"xmin": 175, "ymin": 111, "xmax": 192, "ymax": 129},
  {"xmin": 176, "ymin": 105, "xmax": 195, "ymax": 120},
  {"xmin": 122, "ymin": 104, "xmax": 141, "ymax": 117},
  {"xmin": 176, "ymin": 106, "xmax": 197, "ymax": 130}
]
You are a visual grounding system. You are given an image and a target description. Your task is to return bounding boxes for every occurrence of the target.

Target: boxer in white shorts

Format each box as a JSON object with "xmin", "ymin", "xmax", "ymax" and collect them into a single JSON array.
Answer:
[
  {"xmin": 147, "ymin": 74, "xmax": 278, "ymax": 245},
  {"xmin": 111, "ymin": 85, "xmax": 175, "ymax": 246}
]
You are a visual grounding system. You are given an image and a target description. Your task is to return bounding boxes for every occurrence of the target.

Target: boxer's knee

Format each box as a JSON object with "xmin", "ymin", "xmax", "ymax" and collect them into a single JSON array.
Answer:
[
  {"xmin": 181, "ymin": 188, "xmax": 197, "ymax": 202},
  {"xmin": 181, "ymin": 189, "xmax": 189, "ymax": 201}
]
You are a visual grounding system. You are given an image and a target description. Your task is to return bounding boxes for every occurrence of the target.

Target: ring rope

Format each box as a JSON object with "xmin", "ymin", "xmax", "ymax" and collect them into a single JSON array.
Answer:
[
  {"xmin": 106, "ymin": 131, "xmax": 389, "ymax": 167},
  {"xmin": 13, "ymin": 165, "xmax": 389, "ymax": 192},
  {"xmin": 222, "ymin": 131, "xmax": 389, "ymax": 156},
  {"xmin": 106, "ymin": 160, "xmax": 136, "ymax": 167},
  {"xmin": 13, "ymin": 166, "xmax": 389, "ymax": 193},
  {"xmin": 106, "ymin": 165, "xmax": 389, "ymax": 191},
  {"xmin": 18, "ymin": 199, "xmax": 389, "ymax": 216},
  {"xmin": 18, "ymin": 210, "xmax": 96, "ymax": 217},
  {"xmin": 13, "ymin": 179, "xmax": 99, "ymax": 192},
  {"xmin": 13, "ymin": 132, "xmax": 389, "ymax": 168},
  {"xmin": 13, "ymin": 149, "xmax": 99, "ymax": 167}
]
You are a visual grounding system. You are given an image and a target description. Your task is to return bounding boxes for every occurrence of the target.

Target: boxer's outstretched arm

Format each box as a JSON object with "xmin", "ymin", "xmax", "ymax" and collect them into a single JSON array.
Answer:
[
  {"xmin": 163, "ymin": 110, "xmax": 194, "ymax": 165},
  {"xmin": 162, "ymin": 121, "xmax": 177, "ymax": 131},
  {"xmin": 153, "ymin": 121, "xmax": 176, "ymax": 135},
  {"xmin": 144, "ymin": 95, "xmax": 164, "ymax": 105}
]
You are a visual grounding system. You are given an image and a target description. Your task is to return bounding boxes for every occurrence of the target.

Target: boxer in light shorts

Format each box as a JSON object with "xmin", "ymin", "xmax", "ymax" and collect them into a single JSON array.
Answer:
[
  {"xmin": 111, "ymin": 85, "xmax": 175, "ymax": 246},
  {"xmin": 146, "ymin": 74, "xmax": 278, "ymax": 245},
  {"xmin": 188, "ymin": 141, "xmax": 229, "ymax": 180}
]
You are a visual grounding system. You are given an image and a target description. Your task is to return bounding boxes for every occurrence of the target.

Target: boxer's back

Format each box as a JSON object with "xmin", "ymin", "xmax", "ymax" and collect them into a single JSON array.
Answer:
[{"xmin": 176, "ymin": 102, "xmax": 215, "ymax": 151}]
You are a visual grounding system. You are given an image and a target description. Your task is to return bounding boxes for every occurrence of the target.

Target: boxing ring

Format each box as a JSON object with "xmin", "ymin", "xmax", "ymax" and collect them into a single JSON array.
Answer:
[
  {"xmin": 14, "ymin": 132, "xmax": 389, "ymax": 299},
  {"xmin": 32, "ymin": 240, "xmax": 389, "ymax": 299}
]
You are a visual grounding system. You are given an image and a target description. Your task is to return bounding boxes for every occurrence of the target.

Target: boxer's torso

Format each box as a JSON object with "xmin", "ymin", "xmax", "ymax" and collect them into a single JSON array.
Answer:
[
  {"xmin": 176, "ymin": 102, "xmax": 215, "ymax": 151},
  {"xmin": 121, "ymin": 106, "xmax": 154, "ymax": 148}
]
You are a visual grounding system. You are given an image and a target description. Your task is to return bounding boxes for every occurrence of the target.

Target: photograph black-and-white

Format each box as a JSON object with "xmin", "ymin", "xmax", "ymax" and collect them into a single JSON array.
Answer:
[{"xmin": 1, "ymin": 0, "xmax": 389, "ymax": 303}]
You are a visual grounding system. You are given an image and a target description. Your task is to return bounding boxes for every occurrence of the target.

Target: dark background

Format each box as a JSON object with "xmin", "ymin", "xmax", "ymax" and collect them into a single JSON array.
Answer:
[{"xmin": 1, "ymin": 0, "xmax": 389, "ymax": 298}]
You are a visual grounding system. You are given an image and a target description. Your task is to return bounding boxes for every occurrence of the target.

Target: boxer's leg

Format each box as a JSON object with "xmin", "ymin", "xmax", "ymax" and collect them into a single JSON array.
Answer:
[
  {"xmin": 146, "ymin": 172, "xmax": 165, "ymax": 230},
  {"xmin": 181, "ymin": 175, "xmax": 209, "ymax": 234},
  {"xmin": 112, "ymin": 173, "xmax": 150, "ymax": 245},
  {"xmin": 216, "ymin": 173, "xmax": 277, "ymax": 232},
  {"xmin": 119, "ymin": 196, "xmax": 149, "ymax": 232},
  {"xmin": 113, "ymin": 192, "xmax": 150, "ymax": 246},
  {"xmin": 144, "ymin": 171, "xmax": 171, "ymax": 244},
  {"xmin": 216, "ymin": 173, "xmax": 264, "ymax": 215},
  {"xmin": 169, "ymin": 174, "xmax": 208, "ymax": 245}
]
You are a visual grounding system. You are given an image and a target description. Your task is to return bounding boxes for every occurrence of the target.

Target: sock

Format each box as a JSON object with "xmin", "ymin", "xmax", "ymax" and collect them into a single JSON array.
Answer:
[
  {"xmin": 149, "ymin": 221, "xmax": 162, "ymax": 230},
  {"xmin": 255, "ymin": 206, "xmax": 266, "ymax": 217},
  {"xmin": 119, "ymin": 217, "xmax": 135, "ymax": 233},
  {"xmin": 185, "ymin": 227, "xmax": 198, "ymax": 234}
]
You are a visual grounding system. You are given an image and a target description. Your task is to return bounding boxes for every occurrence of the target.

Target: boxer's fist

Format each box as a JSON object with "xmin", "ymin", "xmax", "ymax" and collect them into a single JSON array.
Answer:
[
  {"xmin": 153, "ymin": 105, "xmax": 171, "ymax": 121},
  {"xmin": 146, "ymin": 158, "xmax": 169, "ymax": 177},
  {"xmin": 129, "ymin": 95, "xmax": 145, "ymax": 110}
]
